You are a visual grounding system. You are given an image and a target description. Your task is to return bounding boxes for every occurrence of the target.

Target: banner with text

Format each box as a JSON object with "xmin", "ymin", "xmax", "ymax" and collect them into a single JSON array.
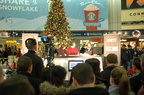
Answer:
[
  {"xmin": 121, "ymin": 0, "xmax": 144, "ymax": 29},
  {"xmin": 0, "ymin": 0, "xmax": 48, "ymax": 30},
  {"xmin": 0, "ymin": 0, "xmax": 108, "ymax": 31}
]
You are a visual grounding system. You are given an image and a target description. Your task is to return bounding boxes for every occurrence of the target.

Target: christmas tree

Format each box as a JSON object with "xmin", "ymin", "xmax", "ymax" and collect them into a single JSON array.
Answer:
[{"xmin": 43, "ymin": 0, "xmax": 73, "ymax": 48}]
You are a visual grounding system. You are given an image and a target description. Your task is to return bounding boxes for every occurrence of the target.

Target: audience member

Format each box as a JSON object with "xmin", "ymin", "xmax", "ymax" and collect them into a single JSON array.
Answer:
[
  {"xmin": 39, "ymin": 81, "xmax": 73, "ymax": 95},
  {"xmin": 1, "ymin": 44, "xmax": 8, "ymax": 64},
  {"xmin": 0, "ymin": 66, "xmax": 4, "ymax": 84},
  {"xmin": 57, "ymin": 44, "xmax": 68, "ymax": 56},
  {"xmin": 85, "ymin": 42, "xmax": 96, "ymax": 55},
  {"xmin": 42, "ymin": 65, "xmax": 67, "ymax": 87},
  {"xmin": 67, "ymin": 42, "xmax": 79, "ymax": 56},
  {"xmin": 137, "ymin": 75, "xmax": 144, "ymax": 95},
  {"xmin": 140, "ymin": 48, "xmax": 144, "ymax": 56},
  {"xmin": 16, "ymin": 48, "xmax": 22, "ymax": 58},
  {"xmin": 17, "ymin": 56, "xmax": 42, "ymax": 95},
  {"xmin": 67, "ymin": 63, "xmax": 109, "ymax": 95},
  {"xmin": 129, "ymin": 57, "xmax": 141, "ymax": 78},
  {"xmin": 121, "ymin": 44, "xmax": 131, "ymax": 70},
  {"xmin": 23, "ymin": 38, "xmax": 44, "ymax": 79},
  {"xmin": 101, "ymin": 53, "xmax": 118, "ymax": 89},
  {"xmin": 39, "ymin": 66, "xmax": 71, "ymax": 95},
  {"xmin": 140, "ymin": 54, "xmax": 144, "ymax": 68},
  {"xmin": 108, "ymin": 66, "xmax": 135, "ymax": 95},
  {"xmin": 0, "ymin": 74, "xmax": 35, "ymax": 95},
  {"xmin": 135, "ymin": 47, "xmax": 141, "ymax": 57},
  {"xmin": 128, "ymin": 45, "xmax": 135, "ymax": 70},
  {"xmin": 85, "ymin": 58, "xmax": 106, "ymax": 88},
  {"xmin": 40, "ymin": 67, "xmax": 51, "ymax": 82},
  {"xmin": 130, "ymin": 54, "xmax": 144, "ymax": 94}
]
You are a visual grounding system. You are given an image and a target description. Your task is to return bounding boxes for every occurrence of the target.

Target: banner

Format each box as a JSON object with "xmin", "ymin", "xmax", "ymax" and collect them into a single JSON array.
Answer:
[
  {"xmin": 121, "ymin": 0, "xmax": 144, "ymax": 29},
  {"xmin": 0, "ymin": 0, "xmax": 48, "ymax": 30},
  {"xmin": 62, "ymin": 0, "xmax": 108, "ymax": 30},
  {"xmin": 104, "ymin": 34, "xmax": 121, "ymax": 66},
  {"xmin": 0, "ymin": 0, "xmax": 108, "ymax": 31}
]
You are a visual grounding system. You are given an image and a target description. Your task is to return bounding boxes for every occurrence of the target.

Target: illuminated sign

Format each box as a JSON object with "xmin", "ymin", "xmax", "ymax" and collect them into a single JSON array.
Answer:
[{"xmin": 6, "ymin": 40, "xmax": 17, "ymax": 43}]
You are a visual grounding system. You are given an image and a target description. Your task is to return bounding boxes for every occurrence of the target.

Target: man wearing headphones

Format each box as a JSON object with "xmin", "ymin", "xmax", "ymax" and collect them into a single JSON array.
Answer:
[{"xmin": 23, "ymin": 38, "xmax": 44, "ymax": 79}]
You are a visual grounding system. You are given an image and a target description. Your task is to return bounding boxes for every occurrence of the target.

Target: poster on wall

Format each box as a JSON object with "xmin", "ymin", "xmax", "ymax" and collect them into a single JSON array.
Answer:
[
  {"xmin": 0, "ymin": 0, "xmax": 108, "ymax": 31},
  {"xmin": 0, "ymin": 0, "xmax": 48, "ymax": 30},
  {"xmin": 121, "ymin": 0, "xmax": 144, "ymax": 29},
  {"xmin": 62, "ymin": 0, "xmax": 108, "ymax": 30}
]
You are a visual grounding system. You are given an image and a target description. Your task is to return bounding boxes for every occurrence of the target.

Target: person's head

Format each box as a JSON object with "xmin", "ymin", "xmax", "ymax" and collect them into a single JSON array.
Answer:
[
  {"xmin": 18, "ymin": 48, "xmax": 21, "ymax": 51},
  {"xmin": 17, "ymin": 56, "xmax": 32, "ymax": 73},
  {"xmin": 106, "ymin": 53, "xmax": 118, "ymax": 64},
  {"xmin": 0, "ymin": 75, "xmax": 35, "ymax": 95},
  {"xmin": 110, "ymin": 66, "xmax": 130, "ymax": 95},
  {"xmin": 86, "ymin": 42, "xmax": 92, "ymax": 48},
  {"xmin": 132, "ymin": 57, "xmax": 141, "ymax": 71},
  {"xmin": 85, "ymin": 58, "xmax": 101, "ymax": 77},
  {"xmin": 0, "ymin": 66, "xmax": 4, "ymax": 84},
  {"xmin": 25, "ymin": 38, "xmax": 37, "ymax": 51},
  {"xmin": 50, "ymin": 65, "xmax": 67, "ymax": 87},
  {"xmin": 71, "ymin": 63, "xmax": 95, "ymax": 88},
  {"xmin": 128, "ymin": 44, "xmax": 132, "ymax": 48},
  {"xmin": 70, "ymin": 42, "xmax": 76, "ymax": 48},
  {"xmin": 121, "ymin": 44, "xmax": 126, "ymax": 49},
  {"xmin": 40, "ymin": 67, "xmax": 51, "ymax": 82},
  {"xmin": 60, "ymin": 44, "xmax": 66, "ymax": 49},
  {"xmin": 140, "ymin": 54, "xmax": 144, "ymax": 68}
]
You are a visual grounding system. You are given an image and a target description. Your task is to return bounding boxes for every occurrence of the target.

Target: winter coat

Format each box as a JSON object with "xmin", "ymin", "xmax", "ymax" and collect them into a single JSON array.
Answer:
[
  {"xmin": 39, "ymin": 81, "xmax": 106, "ymax": 95},
  {"xmin": 39, "ymin": 81, "xmax": 73, "ymax": 95}
]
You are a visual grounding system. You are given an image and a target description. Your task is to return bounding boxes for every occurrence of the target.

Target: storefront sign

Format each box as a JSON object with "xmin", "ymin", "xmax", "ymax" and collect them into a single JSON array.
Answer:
[
  {"xmin": 6, "ymin": 40, "xmax": 16, "ymax": 43},
  {"xmin": 72, "ymin": 31, "xmax": 103, "ymax": 37},
  {"xmin": 121, "ymin": 0, "xmax": 144, "ymax": 29}
]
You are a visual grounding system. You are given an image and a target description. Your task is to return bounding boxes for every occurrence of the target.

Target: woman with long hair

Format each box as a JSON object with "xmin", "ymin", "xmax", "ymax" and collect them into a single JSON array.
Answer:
[{"xmin": 108, "ymin": 66, "xmax": 135, "ymax": 95}]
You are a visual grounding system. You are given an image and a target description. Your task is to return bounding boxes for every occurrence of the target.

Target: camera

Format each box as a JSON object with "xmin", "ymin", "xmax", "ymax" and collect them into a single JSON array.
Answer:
[
  {"xmin": 41, "ymin": 36, "xmax": 53, "ymax": 44},
  {"xmin": 41, "ymin": 36, "xmax": 55, "ymax": 67}
]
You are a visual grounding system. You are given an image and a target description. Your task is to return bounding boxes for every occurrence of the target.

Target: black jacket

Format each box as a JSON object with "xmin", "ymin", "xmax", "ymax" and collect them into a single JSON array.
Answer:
[
  {"xmin": 101, "ymin": 65, "xmax": 117, "ymax": 89},
  {"xmin": 18, "ymin": 71, "xmax": 42, "ymax": 95},
  {"xmin": 67, "ymin": 87, "xmax": 109, "ymax": 95},
  {"xmin": 121, "ymin": 49, "xmax": 131, "ymax": 61},
  {"xmin": 130, "ymin": 68, "xmax": 144, "ymax": 94},
  {"xmin": 22, "ymin": 50, "xmax": 44, "ymax": 79}
]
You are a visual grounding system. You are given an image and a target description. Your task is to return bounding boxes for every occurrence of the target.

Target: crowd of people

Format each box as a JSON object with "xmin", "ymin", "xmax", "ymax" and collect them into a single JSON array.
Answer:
[
  {"xmin": 0, "ymin": 38, "xmax": 144, "ymax": 95},
  {"xmin": 0, "ymin": 44, "xmax": 22, "ymax": 65}
]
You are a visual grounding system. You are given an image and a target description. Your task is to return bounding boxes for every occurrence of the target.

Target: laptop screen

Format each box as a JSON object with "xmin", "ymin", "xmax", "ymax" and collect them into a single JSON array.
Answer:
[{"xmin": 68, "ymin": 60, "xmax": 84, "ymax": 71}]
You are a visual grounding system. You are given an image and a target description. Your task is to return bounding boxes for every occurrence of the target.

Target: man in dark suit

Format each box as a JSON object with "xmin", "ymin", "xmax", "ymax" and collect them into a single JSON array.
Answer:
[{"xmin": 23, "ymin": 38, "xmax": 44, "ymax": 79}]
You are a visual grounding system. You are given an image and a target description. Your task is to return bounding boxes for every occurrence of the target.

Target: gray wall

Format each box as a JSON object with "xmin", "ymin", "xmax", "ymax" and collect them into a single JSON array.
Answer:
[{"xmin": 108, "ymin": 0, "xmax": 121, "ymax": 30}]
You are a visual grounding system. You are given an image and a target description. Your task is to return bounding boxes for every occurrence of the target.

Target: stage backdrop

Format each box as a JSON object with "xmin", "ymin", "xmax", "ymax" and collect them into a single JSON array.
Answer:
[
  {"xmin": 0, "ymin": 0, "xmax": 108, "ymax": 31},
  {"xmin": 121, "ymin": 0, "xmax": 144, "ymax": 29}
]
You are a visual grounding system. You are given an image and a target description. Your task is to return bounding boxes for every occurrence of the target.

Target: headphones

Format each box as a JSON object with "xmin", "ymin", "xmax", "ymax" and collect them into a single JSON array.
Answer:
[{"xmin": 25, "ymin": 38, "xmax": 37, "ymax": 48}]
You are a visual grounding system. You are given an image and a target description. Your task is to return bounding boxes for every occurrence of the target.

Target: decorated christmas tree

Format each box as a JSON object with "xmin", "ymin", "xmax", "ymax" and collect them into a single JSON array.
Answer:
[{"xmin": 43, "ymin": 0, "xmax": 73, "ymax": 48}]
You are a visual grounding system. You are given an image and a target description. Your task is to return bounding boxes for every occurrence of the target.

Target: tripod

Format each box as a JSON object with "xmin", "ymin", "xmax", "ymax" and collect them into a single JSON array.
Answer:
[{"xmin": 45, "ymin": 44, "xmax": 55, "ymax": 67}]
